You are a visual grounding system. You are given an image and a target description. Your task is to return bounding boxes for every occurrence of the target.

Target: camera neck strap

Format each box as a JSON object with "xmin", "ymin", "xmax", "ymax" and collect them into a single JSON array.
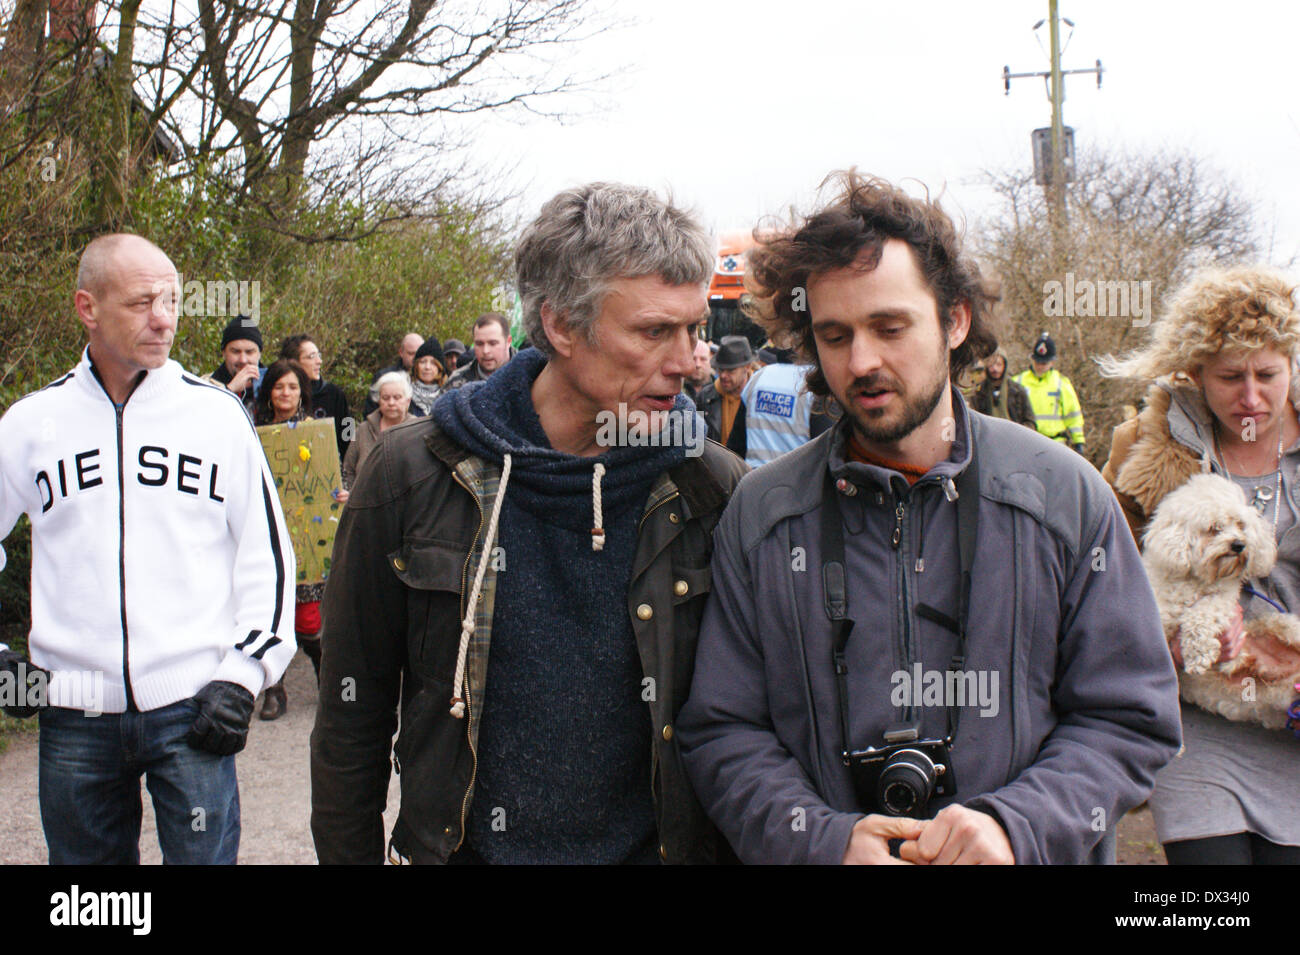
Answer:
[{"xmin": 822, "ymin": 440, "xmax": 980, "ymax": 754}]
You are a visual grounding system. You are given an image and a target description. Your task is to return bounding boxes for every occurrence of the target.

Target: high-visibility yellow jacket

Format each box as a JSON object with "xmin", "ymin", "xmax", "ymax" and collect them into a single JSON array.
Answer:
[{"xmin": 1013, "ymin": 367, "xmax": 1085, "ymax": 447}]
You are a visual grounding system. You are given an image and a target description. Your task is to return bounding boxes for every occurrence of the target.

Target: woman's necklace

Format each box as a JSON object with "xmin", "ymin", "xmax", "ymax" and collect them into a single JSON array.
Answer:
[{"xmin": 1213, "ymin": 421, "xmax": 1284, "ymax": 534}]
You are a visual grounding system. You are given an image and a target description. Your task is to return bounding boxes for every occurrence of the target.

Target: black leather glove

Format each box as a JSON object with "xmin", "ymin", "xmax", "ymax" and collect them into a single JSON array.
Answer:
[
  {"xmin": 186, "ymin": 680, "xmax": 256, "ymax": 756},
  {"xmin": 0, "ymin": 648, "xmax": 47, "ymax": 718}
]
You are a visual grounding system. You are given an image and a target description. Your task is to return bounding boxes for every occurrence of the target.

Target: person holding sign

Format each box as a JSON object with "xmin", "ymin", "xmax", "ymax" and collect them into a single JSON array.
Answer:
[
  {"xmin": 279, "ymin": 333, "xmax": 351, "ymax": 460},
  {"xmin": 254, "ymin": 360, "xmax": 337, "ymax": 719}
]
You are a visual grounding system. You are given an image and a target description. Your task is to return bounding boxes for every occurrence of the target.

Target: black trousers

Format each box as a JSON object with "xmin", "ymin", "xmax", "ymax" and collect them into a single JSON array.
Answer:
[{"xmin": 1164, "ymin": 833, "xmax": 1300, "ymax": 865}]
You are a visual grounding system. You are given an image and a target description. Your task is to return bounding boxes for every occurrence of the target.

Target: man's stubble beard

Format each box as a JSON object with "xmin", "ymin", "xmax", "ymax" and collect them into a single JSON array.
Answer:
[
  {"xmin": 843, "ymin": 348, "xmax": 951, "ymax": 447},
  {"xmin": 719, "ymin": 370, "xmax": 749, "ymax": 397}
]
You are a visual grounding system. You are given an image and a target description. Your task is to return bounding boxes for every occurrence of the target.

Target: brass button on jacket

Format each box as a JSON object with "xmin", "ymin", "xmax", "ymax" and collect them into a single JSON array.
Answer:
[{"xmin": 636, "ymin": 603, "xmax": 653, "ymax": 621}]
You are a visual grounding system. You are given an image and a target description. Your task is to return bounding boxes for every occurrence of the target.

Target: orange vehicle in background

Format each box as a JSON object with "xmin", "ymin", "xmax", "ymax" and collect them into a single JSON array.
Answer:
[{"xmin": 706, "ymin": 230, "xmax": 767, "ymax": 349}]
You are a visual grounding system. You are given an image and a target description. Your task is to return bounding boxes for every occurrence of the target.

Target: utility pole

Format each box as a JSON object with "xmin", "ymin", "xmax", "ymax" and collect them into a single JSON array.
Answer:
[
  {"xmin": 1047, "ymin": 0, "xmax": 1065, "ymax": 230},
  {"xmin": 1003, "ymin": 2, "xmax": 1102, "ymax": 255}
]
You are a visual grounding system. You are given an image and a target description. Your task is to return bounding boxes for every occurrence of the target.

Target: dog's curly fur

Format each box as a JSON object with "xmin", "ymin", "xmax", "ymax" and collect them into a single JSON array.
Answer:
[{"xmin": 1143, "ymin": 474, "xmax": 1300, "ymax": 729}]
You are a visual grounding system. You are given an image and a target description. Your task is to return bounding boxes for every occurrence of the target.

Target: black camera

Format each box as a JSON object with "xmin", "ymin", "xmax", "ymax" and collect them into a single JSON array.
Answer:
[{"xmin": 844, "ymin": 722, "xmax": 956, "ymax": 818}]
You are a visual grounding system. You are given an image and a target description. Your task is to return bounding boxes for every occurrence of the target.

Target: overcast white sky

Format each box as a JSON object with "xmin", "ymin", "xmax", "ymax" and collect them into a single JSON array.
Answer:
[{"xmin": 470, "ymin": 0, "xmax": 1300, "ymax": 264}]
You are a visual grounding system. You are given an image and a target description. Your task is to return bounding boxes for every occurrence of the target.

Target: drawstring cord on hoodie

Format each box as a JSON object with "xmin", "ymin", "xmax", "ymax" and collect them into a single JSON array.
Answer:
[
  {"xmin": 449, "ymin": 456, "xmax": 609, "ymax": 718},
  {"xmin": 591, "ymin": 463, "xmax": 606, "ymax": 551},
  {"xmin": 450, "ymin": 453, "xmax": 513, "ymax": 718}
]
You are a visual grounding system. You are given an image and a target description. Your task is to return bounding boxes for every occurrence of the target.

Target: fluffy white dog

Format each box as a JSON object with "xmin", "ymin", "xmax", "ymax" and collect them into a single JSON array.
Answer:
[{"xmin": 1143, "ymin": 474, "xmax": 1300, "ymax": 729}]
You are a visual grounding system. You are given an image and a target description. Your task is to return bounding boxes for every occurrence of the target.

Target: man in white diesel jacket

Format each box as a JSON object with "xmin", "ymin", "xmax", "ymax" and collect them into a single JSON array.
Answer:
[{"xmin": 0, "ymin": 234, "xmax": 296, "ymax": 864}]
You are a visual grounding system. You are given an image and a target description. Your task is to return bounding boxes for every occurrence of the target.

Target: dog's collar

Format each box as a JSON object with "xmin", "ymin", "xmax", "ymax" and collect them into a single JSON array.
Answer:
[{"xmin": 1242, "ymin": 584, "xmax": 1288, "ymax": 614}]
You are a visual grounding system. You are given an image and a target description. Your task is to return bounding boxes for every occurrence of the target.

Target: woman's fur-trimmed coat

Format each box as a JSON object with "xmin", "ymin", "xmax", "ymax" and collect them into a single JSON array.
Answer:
[
  {"xmin": 1103, "ymin": 378, "xmax": 1300, "ymax": 727},
  {"xmin": 1102, "ymin": 382, "xmax": 1206, "ymax": 542}
]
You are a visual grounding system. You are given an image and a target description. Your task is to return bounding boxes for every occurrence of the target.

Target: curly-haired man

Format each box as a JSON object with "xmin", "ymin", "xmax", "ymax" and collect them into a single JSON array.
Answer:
[{"xmin": 676, "ymin": 171, "xmax": 1182, "ymax": 865}]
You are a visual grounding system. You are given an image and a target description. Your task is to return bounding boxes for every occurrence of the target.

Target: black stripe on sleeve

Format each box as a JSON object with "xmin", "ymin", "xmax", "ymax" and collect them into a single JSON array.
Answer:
[
  {"xmin": 250, "ymin": 636, "xmax": 283, "ymax": 661},
  {"xmin": 181, "ymin": 372, "xmax": 258, "ymax": 433},
  {"xmin": 261, "ymin": 475, "xmax": 288, "ymax": 637},
  {"xmin": 186, "ymin": 373, "xmax": 287, "ymax": 643},
  {"xmin": 7, "ymin": 370, "xmax": 76, "ymax": 409}
]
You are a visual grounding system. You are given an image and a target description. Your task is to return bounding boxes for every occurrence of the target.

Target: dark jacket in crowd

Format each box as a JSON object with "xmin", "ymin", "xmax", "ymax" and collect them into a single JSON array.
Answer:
[
  {"xmin": 310, "ymin": 378, "xmax": 352, "ymax": 460},
  {"xmin": 209, "ymin": 361, "xmax": 264, "ymax": 415},
  {"xmin": 443, "ymin": 346, "xmax": 518, "ymax": 392},
  {"xmin": 694, "ymin": 381, "xmax": 722, "ymax": 442},
  {"xmin": 970, "ymin": 374, "xmax": 1037, "ymax": 430},
  {"xmin": 340, "ymin": 408, "xmax": 412, "ymax": 491}
]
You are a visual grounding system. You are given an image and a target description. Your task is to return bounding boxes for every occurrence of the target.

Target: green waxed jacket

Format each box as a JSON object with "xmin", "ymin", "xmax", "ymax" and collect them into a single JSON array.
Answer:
[{"xmin": 309, "ymin": 415, "xmax": 746, "ymax": 864}]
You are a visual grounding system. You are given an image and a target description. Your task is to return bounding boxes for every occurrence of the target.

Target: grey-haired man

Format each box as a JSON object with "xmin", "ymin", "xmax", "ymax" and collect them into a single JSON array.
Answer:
[{"xmin": 311, "ymin": 182, "xmax": 746, "ymax": 864}]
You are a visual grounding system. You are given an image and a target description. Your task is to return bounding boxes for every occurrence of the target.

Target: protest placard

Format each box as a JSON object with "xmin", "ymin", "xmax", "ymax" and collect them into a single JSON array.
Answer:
[{"xmin": 257, "ymin": 418, "xmax": 343, "ymax": 586}]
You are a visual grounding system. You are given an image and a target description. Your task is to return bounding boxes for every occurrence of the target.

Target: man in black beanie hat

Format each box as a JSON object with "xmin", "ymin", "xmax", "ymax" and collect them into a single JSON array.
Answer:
[{"xmin": 209, "ymin": 315, "xmax": 265, "ymax": 415}]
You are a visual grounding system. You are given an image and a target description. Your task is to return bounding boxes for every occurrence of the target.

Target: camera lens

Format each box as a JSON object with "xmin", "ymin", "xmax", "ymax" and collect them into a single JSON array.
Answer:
[{"xmin": 877, "ymin": 748, "xmax": 938, "ymax": 816}]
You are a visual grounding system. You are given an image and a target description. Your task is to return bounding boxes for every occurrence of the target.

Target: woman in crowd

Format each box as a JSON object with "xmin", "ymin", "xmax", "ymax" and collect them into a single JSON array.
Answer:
[
  {"xmin": 408, "ymin": 338, "xmax": 446, "ymax": 417},
  {"xmin": 341, "ymin": 370, "xmax": 413, "ymax": 492},
  {"xmin": 279, "ymin": 333, "xmax": 351, "ymax": 460},
  {"xmin": 1100, "ymin": 264, "xmax": 1300, "ymax": 865},
  {"xmin": 253, "ymin": 359, "xmax": 323, "ymax": 721}
]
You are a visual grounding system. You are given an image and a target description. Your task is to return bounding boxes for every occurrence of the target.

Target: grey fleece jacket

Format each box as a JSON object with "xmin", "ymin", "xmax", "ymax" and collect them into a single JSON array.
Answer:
[{"xmin": 677, "ymin": 391, "xmax": 1182, "ymax": 864}]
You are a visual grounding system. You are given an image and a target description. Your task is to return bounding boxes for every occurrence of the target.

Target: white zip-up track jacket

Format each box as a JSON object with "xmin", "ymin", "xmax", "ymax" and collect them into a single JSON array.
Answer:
[{"xmin": 0, "ymin": 349, "xmax": 297, "ymax": 712}]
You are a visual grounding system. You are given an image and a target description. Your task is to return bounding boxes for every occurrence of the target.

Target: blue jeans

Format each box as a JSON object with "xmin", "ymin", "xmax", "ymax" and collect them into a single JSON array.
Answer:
[{"xmin": 38, "ymin": 698, "xmax": 240, "ymax": 864}]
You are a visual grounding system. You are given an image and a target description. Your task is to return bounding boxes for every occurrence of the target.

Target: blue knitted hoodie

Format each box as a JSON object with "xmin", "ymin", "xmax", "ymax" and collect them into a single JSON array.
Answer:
[{"xmin": 433, "ymin": 348, "xmax": 697, "ymax": 864}]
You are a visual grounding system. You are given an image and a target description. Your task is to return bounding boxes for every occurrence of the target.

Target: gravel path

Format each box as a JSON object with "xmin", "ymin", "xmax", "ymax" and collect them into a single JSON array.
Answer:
[{"xmin": 0, "ymin": 653, "xmax": 398, "ymax": 865}]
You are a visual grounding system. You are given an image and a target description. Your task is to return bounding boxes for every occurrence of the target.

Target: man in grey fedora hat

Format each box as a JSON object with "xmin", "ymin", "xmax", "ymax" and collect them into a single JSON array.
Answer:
[
  {"xmin": 442, "ymin": 339, "xmax": 467, "ymax": 373},
  {"xmin": 695, "ymin": 335, "xmax": 755, "ymax": 446}
]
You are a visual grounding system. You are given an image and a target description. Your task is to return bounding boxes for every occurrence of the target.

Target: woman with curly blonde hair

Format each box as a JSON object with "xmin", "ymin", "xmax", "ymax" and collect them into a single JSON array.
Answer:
[{"xmin": 1100, "ymin": 263, "xmax": 1300, "ymax": 865}]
